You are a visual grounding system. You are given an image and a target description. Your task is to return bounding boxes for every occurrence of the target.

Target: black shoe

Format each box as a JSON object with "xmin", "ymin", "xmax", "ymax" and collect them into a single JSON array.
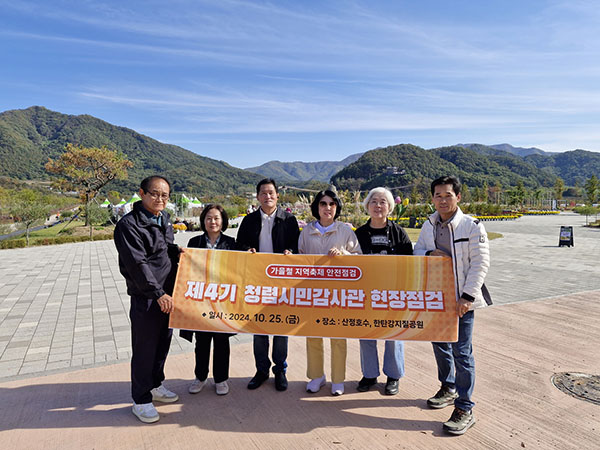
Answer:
[
  {"xmin": 357, "ymin": 377, "xmax": 377, "ymax": 392},
  {"xmin": 427, "ymin": 385, "xmax": 458, "ymax": 409},
  {"xmin": 384, "ymin": 378, "xmax": 399, "ymax": 395},
  {"xmin": 247, "ymin": 371, "xmax": 269, "ymax": 390},
  {"xmin": 274, "ymin": 371, "xmax": 288, "ymax": 391}
]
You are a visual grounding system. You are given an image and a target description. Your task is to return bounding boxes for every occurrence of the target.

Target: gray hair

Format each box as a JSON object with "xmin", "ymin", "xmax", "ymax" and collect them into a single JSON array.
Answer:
[{"xmin": 363, "ymin": 187, "xmax": 395, "ymax": 214}]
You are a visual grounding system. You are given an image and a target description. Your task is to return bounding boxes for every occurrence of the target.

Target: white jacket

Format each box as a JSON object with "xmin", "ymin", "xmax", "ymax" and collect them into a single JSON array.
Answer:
[
  {"xmin": 298, "ymin": 221, "xmax": 362, "ymax": 256},
  {"xmin": 414, "ymin": 208, "xmax": 490, "ymax": 309}
]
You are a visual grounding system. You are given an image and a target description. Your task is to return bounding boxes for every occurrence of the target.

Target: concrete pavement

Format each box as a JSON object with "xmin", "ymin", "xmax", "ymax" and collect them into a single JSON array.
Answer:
[
  {"xmin": 0, "ymin": 292, "xmax": 598, "ymax": 449},
  {"xmin": 0, "ymin": 211, "xmax": 598, "ymax": 449},
  {"xmin": 0, "ymin": 211, "xmax": 597, "ymax": 380}
]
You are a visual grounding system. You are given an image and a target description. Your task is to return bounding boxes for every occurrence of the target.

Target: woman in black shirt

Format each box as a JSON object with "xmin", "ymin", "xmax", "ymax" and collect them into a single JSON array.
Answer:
[
  {"xmin": 180, "ymin": 204, "xmax": 236, "ymax": 396},
  {"xmin": 354, "ymin": 188, "xmax": 413, "ymax": 396}
]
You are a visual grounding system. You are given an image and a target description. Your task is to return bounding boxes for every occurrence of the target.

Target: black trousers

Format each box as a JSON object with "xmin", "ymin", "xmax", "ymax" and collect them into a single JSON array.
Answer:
[
  {"xmin": 194, "ymin": 331, "xmax": 231, "ymax": 383},
  {"xmin": 130, "ymin": 296, "xmax": 172, "ymax": 404}
]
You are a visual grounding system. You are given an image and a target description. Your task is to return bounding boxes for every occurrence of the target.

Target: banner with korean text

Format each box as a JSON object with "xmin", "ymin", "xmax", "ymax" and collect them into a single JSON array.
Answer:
[{"xmin": 170, "ymin": 249, "xmax": 458, "ymax": 342}]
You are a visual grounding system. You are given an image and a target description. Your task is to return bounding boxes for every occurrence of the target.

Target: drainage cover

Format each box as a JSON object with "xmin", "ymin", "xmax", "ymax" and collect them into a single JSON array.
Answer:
[{"xmin": 551, "ymin": 372, "xmax": 600, "ymax": 405}]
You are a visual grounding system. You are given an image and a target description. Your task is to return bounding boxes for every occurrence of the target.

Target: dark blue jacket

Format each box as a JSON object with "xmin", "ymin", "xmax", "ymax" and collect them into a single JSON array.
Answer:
[
  {"xmin": 186, "ymin": 233, "xmax": 236, "ymax": 250},
  {"xmin": 236, "ymin": 206, "xmax": 300, "ymax": 254},
  {"xmin": 114, "ymin": 201, "xmax": 179, "ymax": 300}
]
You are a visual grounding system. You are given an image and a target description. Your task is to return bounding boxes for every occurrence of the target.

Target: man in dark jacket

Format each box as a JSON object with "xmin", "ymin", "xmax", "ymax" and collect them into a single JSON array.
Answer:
[
  {"xmin": 236, "ymin": 178, "xmax": 300, "ymax": 391},
  {"xmin": 114, "ymin": 175, "xmax": 180, "ymax": 424}
]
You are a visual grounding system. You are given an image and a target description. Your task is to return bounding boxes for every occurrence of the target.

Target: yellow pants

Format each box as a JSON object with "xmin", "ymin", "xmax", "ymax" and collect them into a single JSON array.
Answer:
[{"xmin": 306, "ymin": 337, "xmax": 347, "ymax": 384}]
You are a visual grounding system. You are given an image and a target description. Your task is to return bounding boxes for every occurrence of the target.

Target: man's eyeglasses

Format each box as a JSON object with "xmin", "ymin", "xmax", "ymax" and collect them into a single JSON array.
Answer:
[{"xmin": 146, "ymin": 191, "xmax": 170, "ymax": 201}]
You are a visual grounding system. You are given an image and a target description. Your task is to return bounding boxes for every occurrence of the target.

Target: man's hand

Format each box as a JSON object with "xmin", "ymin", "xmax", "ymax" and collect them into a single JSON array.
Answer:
[
  {"xmin": 457, "ymin": 297, "xmax": 471, "ymax": 318},
  {"xmin": 247, "ymin": 248, "xmax": 257, "ymax": 253},
  {"xmin": 157, "ymin": 294, "xmax": 174, "ymax": 314},
  {"xmin": 429, "ymin": 249, "xmax": 450, "ymax": 257},
  {"xmin": 328, "ymin": 248, "xmax": 342, "ymax": 256},
  {"xmin": 283, "ymin": 249, "xmax": 292, "ymax": 255}
]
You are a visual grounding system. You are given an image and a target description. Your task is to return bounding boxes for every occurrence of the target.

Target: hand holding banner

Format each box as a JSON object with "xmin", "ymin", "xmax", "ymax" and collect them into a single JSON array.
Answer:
[{"xmin": 170, "ymin": 249, "xmax": 458, "ymax": 342}]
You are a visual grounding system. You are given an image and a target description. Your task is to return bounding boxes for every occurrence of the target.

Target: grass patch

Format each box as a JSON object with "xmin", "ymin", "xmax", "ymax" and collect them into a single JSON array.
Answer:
[
  {"xmin": 1, "ymin": 221, "xmax": 115, "ymax": 249},
  {"xmin": 28, "ymin": 220, "xmax": 86, "ymax": 237}
]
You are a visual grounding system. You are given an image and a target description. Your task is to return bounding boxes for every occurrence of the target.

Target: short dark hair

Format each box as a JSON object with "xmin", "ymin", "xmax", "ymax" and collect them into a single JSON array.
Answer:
[
  {"xmin": 200, "ymin": 204, "xmax": 229, "ymax": 232},
  {"xmin": 311, "ymin": 190, "xmax": 342, "ymax": 221},
  {"xmin": 141, "ymin": 175, "xmax": 172, "ymax": 193},
  {"xmin": 256, "ymin": 178, "xmax": 278, "ymax": 195},
  {"xmin": 431, "ymin": 176, "xmax": 461, "ymax": 196}
]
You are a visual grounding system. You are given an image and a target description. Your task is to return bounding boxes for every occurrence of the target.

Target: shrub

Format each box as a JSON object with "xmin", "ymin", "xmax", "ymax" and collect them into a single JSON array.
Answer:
[
  {"xmin": 0, "ymin": 234, "xmax": 114, "ymax": 249},
  {"xmin": 0, "ymin": 239, "xmax": 27, "ymax": 249}
]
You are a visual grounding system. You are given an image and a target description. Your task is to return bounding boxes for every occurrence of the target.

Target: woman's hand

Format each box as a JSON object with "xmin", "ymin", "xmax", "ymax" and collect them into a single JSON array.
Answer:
[{"xmin": 328, "ymin": 248, "xmax": 342, "ymax": 256}]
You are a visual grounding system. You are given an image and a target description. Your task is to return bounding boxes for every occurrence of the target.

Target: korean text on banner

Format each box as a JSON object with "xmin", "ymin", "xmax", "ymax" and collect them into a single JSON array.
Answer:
[{"xmin": 170, "ymin": 249, "xmax": 458, "ymax": 342}]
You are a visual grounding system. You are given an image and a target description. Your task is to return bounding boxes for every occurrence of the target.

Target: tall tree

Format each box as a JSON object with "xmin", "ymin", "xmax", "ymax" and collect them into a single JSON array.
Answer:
[
  {"xmin": 554, "ymin": 177, "xmax": 565, "ymax": 201},
  {"xmin": 584, "ymin": 175, "xmax": 599, "ymax": 205},
  {"xmin": 482, "ymin": 180, "xmax": 490, "ymax": 203},
  {"xmin": 461, "ymin": 183, "xmax": 471, "ymax": 203},
  {"xmin": 513, "ymin": 180, "xmax": 526, "ymax": 208},
  {"xmin": 45, "ymin": 144, "xmax": 133, "ymax": 234},
  {"xmin": 533, "ymin": 188, "xmax": 544, "ymax": 209}
]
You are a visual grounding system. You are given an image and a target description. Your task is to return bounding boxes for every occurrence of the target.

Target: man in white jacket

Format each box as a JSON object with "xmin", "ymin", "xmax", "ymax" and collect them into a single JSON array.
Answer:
[{"xmin": 414, "ymin": 176, "xmax": 490, "ymax": 435}]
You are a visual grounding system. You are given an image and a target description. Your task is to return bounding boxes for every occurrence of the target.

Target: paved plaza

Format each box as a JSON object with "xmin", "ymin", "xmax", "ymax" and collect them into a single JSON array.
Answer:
[
  {"xmin": 0, "ymin": 211, "xmax": 597, "ymax": 380},
  {"xmin": 0, "ymin": 211, "xmax": 598, "ymax": 449}
]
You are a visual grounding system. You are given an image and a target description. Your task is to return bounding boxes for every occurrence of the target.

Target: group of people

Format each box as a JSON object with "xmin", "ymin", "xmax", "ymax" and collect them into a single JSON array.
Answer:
[{"xmin": 114, "ymin": 174, "xmax": 490, "ymax": 436}]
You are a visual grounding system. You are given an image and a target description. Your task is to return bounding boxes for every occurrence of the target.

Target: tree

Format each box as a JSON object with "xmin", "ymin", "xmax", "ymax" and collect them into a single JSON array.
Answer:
[
  {"xmin": 554, "ymin": 177, "xmax": 565, "ymax": 201},
  {"xmin": 85, "ymin": 202, "xmax": 111, "ymax": 240},
  {"xmin": 574, "ymin": 205, "xmax": 599, "ymax": 226},
  {"xmin": 8, "ymin": 189, "xmax": 53, "ymax": 246},
  {"xmin": 45, "ymin": 144, "xmax": 133, "ymax": 236},
  {"xmin": 491, "ymin": 182, "xmax": 502, "ymax": 205},
  {"xmin": 461, "ymin": 184, "xmax": 471, "ymax": 203},
  {"xmin": 584, "ymin": 175, "xmax": 599, "ymax": 205},
  {"xmin": 107, "ymin": 190, "xmax": 121, "ymax": 205},
  {"xmin": 409, "ymin": 184, "xmax": 420, "ymax": 205},
  {"xmin": 482, "ymin": 180, "xmax": 490, "ymax": 203},
  {"xmin": 514, "ymin": 180, "xmax": 526, "ymax": 208},
  {"xmin": 532, "ymin": 188, "xmax": 543, "ymax": 209}
]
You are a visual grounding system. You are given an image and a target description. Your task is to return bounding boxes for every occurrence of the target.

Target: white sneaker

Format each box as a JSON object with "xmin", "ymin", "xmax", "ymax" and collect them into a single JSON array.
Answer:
[
  {"xmin": 331, "ymin": 382, "xmax": 344, "ymax": 396},
  {"xmin": 306, "ymin": 375, "xmax": 326, "ymax": 393},
  {"xmin": 215, "ymin": 381, "xmax": 229, "ymax": 395},
  {"xmin": 132, "ymin": 402, "xmax": 159, "ymax": 423},
  {"xmin": 189, "ymin": 378, "xmax": 207, "ymax": 394},
  {"xmin": 151, "ymin": 384, "xmax": 179, "ymax": 403}
]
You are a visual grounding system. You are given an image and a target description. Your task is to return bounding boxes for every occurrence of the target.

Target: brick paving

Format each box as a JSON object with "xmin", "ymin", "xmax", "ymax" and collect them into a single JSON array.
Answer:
[{"xmin": 0, "ymin": 211, "xmax": 598, "ymax": 380}]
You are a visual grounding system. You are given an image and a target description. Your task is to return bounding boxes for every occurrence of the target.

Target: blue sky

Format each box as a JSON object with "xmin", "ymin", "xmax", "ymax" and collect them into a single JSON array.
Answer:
[{"xmin": 1, "ymin": 0, "xmax": 599, "ymax": 168}]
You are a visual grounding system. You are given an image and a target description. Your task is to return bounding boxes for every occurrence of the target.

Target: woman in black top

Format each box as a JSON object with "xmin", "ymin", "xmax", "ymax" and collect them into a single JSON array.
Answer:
[
  {"xmin": 354, "ymin": 188, "xmax": 413, "ymax": 396},
  {"xmin": 180, "ymin": 204, "xmax": 235, "ymax": 396}
]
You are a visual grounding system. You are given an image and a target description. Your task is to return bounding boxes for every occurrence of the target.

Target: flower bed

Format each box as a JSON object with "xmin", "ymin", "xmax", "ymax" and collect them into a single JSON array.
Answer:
[
  {"xmin": 472, "ymin": 214, "xmax": 521, "ymax": 221},
  {"xmin": 521, "ymin": 210, "xmax": 560, "ymax": 215}
]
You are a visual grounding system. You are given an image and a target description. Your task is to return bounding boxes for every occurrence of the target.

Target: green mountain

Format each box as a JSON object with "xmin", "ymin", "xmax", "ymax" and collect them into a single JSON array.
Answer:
[
  {"xmin": 524, "ymin": 150, "xmax": 600, "ymax": 185},
  {"xmin": 0, "ymin": 106, "xmax": 262, "ymax": 194},
  {"xmin": 461, "ymin": 143, "xmax": 547, "ymax": 157},
  {"xmin": 331, "ymin": 143, "xmax": 558, "ymax": 191},
  {"xmin": 245, "ymin": 153, "xmax": 363, "ymax": 182}
]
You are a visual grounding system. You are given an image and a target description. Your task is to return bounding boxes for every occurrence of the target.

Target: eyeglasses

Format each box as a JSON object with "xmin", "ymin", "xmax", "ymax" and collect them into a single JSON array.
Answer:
[{"xmin": 146, "ymin": 191, "xmax": 170, "ymax": 201}]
